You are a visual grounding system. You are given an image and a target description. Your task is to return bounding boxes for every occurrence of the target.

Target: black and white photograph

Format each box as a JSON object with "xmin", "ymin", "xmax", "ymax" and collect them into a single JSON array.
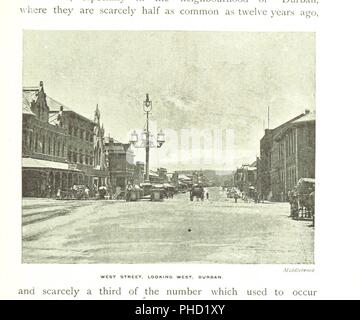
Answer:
[{"xmin": 21, "ymin": 31, "xmax": 315, "ymax": 264}]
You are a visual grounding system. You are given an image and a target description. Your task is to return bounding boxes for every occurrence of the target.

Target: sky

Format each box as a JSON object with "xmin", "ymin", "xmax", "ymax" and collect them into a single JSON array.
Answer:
[{"xmin": 23, "ymin": 31, "xmax": 315, "ymax": 171}]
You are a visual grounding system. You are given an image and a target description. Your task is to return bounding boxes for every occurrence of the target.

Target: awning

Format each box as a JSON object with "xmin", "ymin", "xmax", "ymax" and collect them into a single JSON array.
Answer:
[
  {"xmin": 178, "ymin": 174, "xmax": 192, "ymax": 180},
  {"xmin": 149, "ymin": 171, "xmax": 159, "ymax": 177},
  {"xmin": 22, "ymin": 157, "xmax": 80, "ymax": 172}
]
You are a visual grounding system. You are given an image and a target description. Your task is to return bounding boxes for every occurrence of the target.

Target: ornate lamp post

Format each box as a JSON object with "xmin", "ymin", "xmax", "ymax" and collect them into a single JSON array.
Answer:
[{"xmin": 129, "ymin": 94, "xmax": 165, "ymax": 183}]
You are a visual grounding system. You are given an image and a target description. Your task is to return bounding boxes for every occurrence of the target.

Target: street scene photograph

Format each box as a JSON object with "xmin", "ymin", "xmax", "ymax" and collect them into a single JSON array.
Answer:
[{"xmin": 22, "ymin": 31, "xmax": 315, "ymax": 264}]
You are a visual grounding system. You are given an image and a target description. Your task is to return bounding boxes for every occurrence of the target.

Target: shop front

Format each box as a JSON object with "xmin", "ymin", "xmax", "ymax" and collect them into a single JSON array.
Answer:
[{"xmin": 22, "ymin": 157, "xmax": 81, "ymax": 198}]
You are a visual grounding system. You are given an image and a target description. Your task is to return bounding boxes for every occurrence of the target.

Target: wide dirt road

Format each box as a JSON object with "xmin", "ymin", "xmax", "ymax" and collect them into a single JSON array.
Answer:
[{"xmin": 22, "ymin": 188, "xmax": 314, "ymax": 264}]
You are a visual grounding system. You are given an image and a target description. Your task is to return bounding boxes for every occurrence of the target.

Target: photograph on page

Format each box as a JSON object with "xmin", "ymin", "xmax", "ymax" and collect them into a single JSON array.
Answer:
[{"xmin": 21, "ymin": 31, "xmax": 315, "ymax": 265}]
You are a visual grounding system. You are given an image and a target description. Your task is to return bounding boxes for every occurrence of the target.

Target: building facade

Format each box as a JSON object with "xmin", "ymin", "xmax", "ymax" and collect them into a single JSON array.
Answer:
[
  {"xmin": 257, "ymin": 110, "xmax": 315, "ymax": 201},
  {"xmin": 22, "ymin": 81, "xmax": 108, "ymax": 197},
  {"xmin": 234, "ymin": 162, "xmax": 257, "ymax": 194},
  {"xmin": 103, "ymin": 136, "xmax": 136, "ymax": 192},
  {"xmin": 156, "ymin": 168, "xmax": 168, "ymax": 183}
]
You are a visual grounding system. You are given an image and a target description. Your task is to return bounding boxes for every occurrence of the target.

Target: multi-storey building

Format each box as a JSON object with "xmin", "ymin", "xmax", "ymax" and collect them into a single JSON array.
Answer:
[
  {"xmin": 234, "ymin": 162, "xmax": 257, "ymax": 193},
  {"xmin": 103, "ymin": 136, "xmax": 136, "ymax": 192},
  {"xmin": 258, "ymin": 110, "xmax": 315, "ymax": 201},
  {"xmin": 157, "ymin": 168, "xmax": 168, "ymax": 183},
  {"xmin": 22, "ymin": 81, "xmax": 108, "ymax": 197}
]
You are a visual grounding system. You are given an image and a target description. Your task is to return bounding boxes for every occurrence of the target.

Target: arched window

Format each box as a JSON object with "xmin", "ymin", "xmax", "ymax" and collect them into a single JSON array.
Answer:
[{"xmin": 62, "ymin": 142, "xmax": 65, "ymax": 158}]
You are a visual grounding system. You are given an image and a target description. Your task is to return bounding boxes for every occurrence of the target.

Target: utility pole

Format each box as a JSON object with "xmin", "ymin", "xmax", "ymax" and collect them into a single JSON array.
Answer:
[{"xmin": 145, "ymin": 97, "xmax": 150, "ymax": 182}]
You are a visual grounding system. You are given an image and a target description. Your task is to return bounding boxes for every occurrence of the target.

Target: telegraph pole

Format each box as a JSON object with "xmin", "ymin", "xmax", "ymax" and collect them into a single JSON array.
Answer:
[{"xmin": 145, "ymin": 100, "xmax": 150, "ymax": 182}]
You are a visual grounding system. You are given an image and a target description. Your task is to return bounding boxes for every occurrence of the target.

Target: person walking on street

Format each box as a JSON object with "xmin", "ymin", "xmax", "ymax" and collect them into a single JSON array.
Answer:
[
  {"xmin": 204, "ymin": 188, "xmax": 209, "ymax": 200},
  {"xmin": 234, "ymin": 190, "xmax": 239, "ymax": 203}
]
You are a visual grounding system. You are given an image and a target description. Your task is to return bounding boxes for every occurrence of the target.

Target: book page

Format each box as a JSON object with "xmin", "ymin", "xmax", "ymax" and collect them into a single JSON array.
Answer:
[{"xmin": 0, "ymin": 0, "xmax": 359, "ymax": 301}]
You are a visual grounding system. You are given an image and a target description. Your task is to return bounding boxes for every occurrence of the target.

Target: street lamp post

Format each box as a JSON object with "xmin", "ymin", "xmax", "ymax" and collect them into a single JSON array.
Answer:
[{"xmin": 130, "ymin": 94, "xmax": 165, "ymax": 183}]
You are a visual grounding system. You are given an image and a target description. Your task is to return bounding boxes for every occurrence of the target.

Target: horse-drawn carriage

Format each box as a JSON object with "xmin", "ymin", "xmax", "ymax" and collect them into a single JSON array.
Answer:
[
  {"xmin": 163, "ymin": 183, "xmax": 175, "ymax": 199},
  {"xmin": 290, "ymin": 178, "xmax": 315, "ymax": 220},
  {"xmin": 190, "ymin": 184, "xmax": 204, "ymax": 201}
]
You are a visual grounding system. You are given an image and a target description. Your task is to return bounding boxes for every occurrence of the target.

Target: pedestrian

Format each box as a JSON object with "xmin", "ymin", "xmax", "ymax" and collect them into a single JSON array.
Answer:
[
  {"xmin": 40, "ymin": 182, "xmax": 46, "ymax": 197},
  {"xmin": 204, "ymin": 188, "xmax": 209, "ymax": 200},
  {"xmin": 126, "ymin": 182, "xmax": 132, "ymax": 202},
  {"xmin": 234, "ymin": 191, "xmax": 239, "ymax": 203},
  {"xmin": 47, "ymin": 184, "xmax": 52, "ymax": 198},
  {"xmin": 85, "ymin": 185, "xmax": 90, "ymax": 200}
]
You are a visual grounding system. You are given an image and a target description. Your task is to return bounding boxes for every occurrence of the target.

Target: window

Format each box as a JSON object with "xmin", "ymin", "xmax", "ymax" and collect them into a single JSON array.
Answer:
[
  {"xmin": 293, "ymin": 168, "xmax": 296, "ymax": 185},
  {"xmin": 287, "ymin": 135, "xmax": 290, "ymax": 156},
  {"xmin": 53, "ymin": 138, "xmax": 56, "ymax": 156},
  {"xmin": 308, "ymin": 130, "xmax": 313, "ymax": 145},
  {"xmin": 29, "ymin": 131, "xmax": 33, "ymax": 151},
  {"xmin": 292, "ymin": 131, "xmax": 295, "ymax": 154},
  {"xmin": 289, "ymin": 135, "xmax": 292, "ymax": 156},
  {"xmin": 73, "ymin": 150, "xmax": 77, "ymax": 163},
  {"xmin": 48, "ymin": 137, "xmax": 51, "ymax": 154},
  {"xmin": 35, "ymin": 133, "xmax": 38, "ymax": 152},
  {"xmin": 29, "ymin": 131, "xmax": 32, "ymax": 151},
  {"xmin": 62, "ymin": 142, "xmax": 65, "ymax": 158},
  {"xmin": 42, "ymin": 135, "xmax": 45, "ymax": 154}
]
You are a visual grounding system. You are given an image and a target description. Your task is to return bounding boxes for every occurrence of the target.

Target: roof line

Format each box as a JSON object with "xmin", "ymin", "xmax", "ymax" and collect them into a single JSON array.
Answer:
[
  {"xmin": 47, "ymin": 97, "xmax": 96, "ymax": 124},
  {"xmin": 272, "ymin": 112, "xmax": 308, "ymax": 132},
  {"xmin": 23, "ymin": 85, "xmax": 96, "ymax": 124},
  {"xmin": 23, "ymin": 86, "xmax": 40, "ymax": 91}
]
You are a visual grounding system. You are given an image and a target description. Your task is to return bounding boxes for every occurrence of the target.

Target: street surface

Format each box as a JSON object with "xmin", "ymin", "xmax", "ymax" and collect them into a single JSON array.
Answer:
[{"xmin": 22, "ymin": 188, "xmax": 314, "ymax": 264}]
